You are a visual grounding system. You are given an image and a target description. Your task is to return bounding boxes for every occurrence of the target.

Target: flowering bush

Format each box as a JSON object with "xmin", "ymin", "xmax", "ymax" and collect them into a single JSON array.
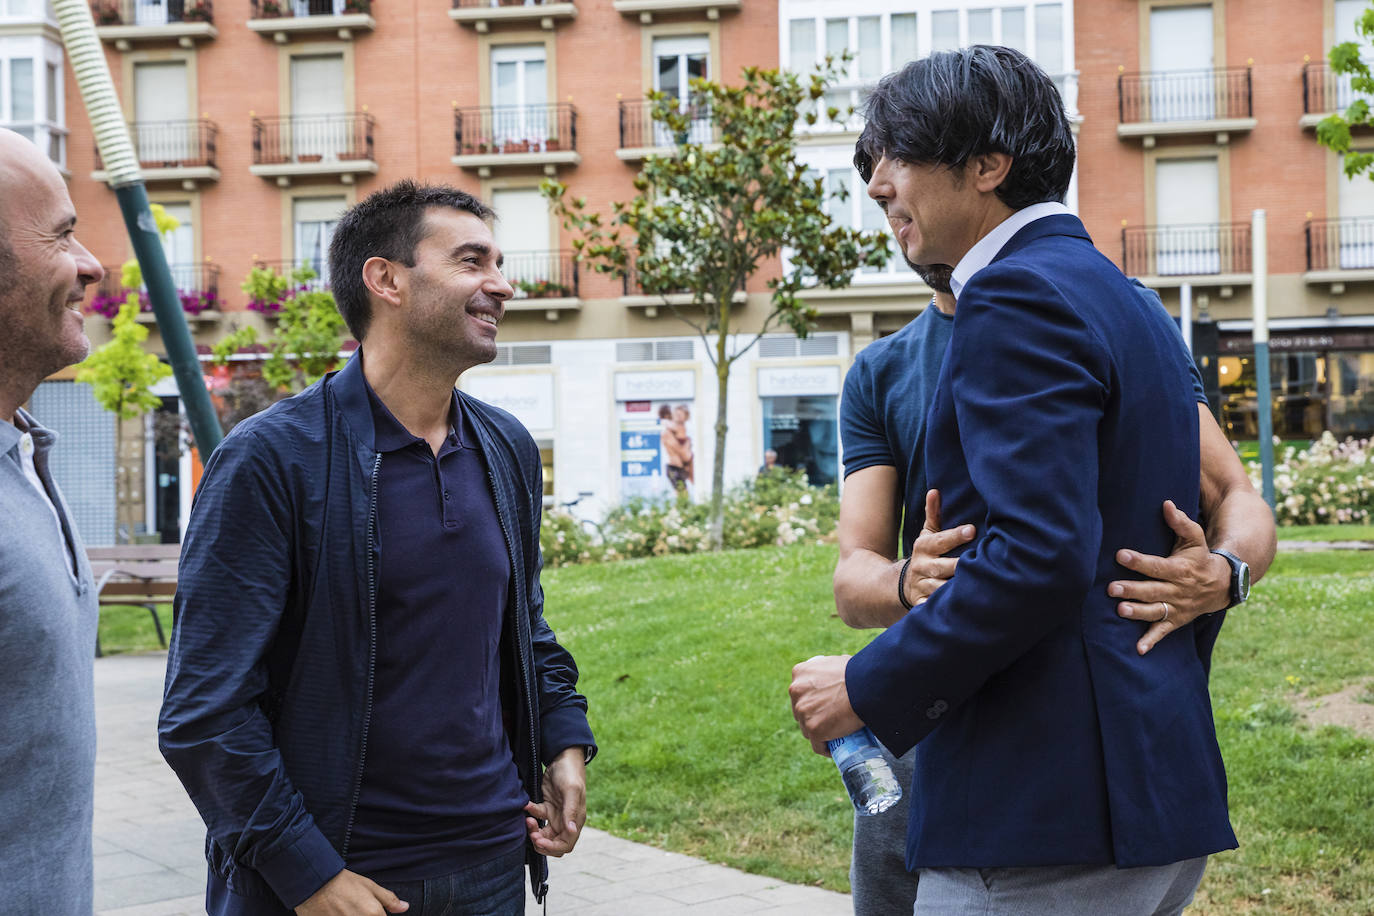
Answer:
[
  {"xmin": 1250, "ymin": 432, "xmax": 1372, "ymax": 526},
  {"xmin": 539, "ymin": 468, "xmax": 840, "ymax": 568}
]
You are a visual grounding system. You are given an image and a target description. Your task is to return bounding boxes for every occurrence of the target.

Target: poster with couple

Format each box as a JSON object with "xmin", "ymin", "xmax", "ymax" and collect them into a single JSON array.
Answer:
[{"xmin": 618, "ymin": 399, "xmax": 695, "ymax": 501}]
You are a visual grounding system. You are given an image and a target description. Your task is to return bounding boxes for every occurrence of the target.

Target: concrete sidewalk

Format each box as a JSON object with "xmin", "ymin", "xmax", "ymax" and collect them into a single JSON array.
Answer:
[{"xmin": 94, "ymin": 652, "xmax": 852, "ymax": 915}]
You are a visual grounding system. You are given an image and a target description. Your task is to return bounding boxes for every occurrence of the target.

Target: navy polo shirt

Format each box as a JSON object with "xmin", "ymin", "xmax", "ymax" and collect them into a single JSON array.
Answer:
[{"xmin": 346, "ymin": 380, "xmax": 527, "ymax": 882}]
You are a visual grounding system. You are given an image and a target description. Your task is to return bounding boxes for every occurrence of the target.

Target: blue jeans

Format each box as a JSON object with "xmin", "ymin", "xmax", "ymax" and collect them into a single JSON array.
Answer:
[{"xmin": 380, "ymin": 846, "xmax": 526, "ymax": 916}]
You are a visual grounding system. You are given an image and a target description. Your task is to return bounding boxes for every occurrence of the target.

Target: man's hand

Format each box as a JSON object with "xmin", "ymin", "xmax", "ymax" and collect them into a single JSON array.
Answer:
[
  {"xmin": 295, "ymin": 870, "xmax": 408, "ymax": 915},
  {"xmin": 789, "ymin": 654, "xmax": 864, "ymax": 755},
  {"xmin": 524, "ymin": 746, "xmax": 587, "ymax": 857},
  {"xmin": 1109, "ymin": 499, "xmax": 1231, "ymax": 656},
  {"xmin": 905, "ymin": 489, "xmax": 976, "ymax": 607}
]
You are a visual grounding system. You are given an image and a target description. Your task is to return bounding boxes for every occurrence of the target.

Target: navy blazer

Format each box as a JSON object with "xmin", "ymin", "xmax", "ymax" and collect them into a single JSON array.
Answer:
[{"xmin": 846, "ymin": 214, "xmax": 1237, "ymax": 870}]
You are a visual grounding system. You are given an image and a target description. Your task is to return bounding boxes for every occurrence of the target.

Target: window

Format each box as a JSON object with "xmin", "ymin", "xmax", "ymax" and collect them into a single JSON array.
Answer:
[
  {"xmin": 289, "ymin": 53, "xmax": 346, "ymax": 159},
  {"xmin": 1338, "ymin": 154, "xmax": 1374, "ymax": 268},
  {"xmin": 761, "ymin": 395, "xmax": 838, "ymax": 486},
  {"xmin": 134, "ymin": 60, "xmax": 191, "ymax": 162},
  {"xmin": 1154, "ymin": 157, "xmax": 1220, "ymax": 275},
  {"xmin": 1148, "ymin": 4, "xmax": 1215, "ymax": 121},
  {"xmin": 784, "ymin": 4, "xmax": 1068, "ymax": 131},
  {"xmin": 652, "ymin": 35, "xmax": 711, "ymax": 145},
  {"xmin": 0, "ymin": 0, "xmax": 46, "ymax": 19},
  {"xmin": 0, "ymin": 39, "xmax": 64, "ymax": 166},
  {"xmin": 492, "ymin": 44, "xmax": 548, "ymax": 147},
  {"xmin": 491, "ymin": 187, "xmax": 553, "ymax": 298},
  {"xmin": 292, "ymin": 196, "xmax": 346, "ymax": 285}
]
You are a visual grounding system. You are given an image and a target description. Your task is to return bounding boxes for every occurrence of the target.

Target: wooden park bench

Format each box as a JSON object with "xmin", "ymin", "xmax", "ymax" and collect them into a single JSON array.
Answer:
[{"xmin": 86, "ymin": 544, "xmax": 179, "ymax": 657}]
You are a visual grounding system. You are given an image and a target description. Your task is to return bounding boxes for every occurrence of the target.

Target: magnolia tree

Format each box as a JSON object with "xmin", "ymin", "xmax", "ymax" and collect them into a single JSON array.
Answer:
[
  {"xmin": 1317, "ymin": 5, "xmax": 1374, "ymax": 172},
  {"xmin": 543, "ymin": 61, "xmax": 889, "ymax": 548}
]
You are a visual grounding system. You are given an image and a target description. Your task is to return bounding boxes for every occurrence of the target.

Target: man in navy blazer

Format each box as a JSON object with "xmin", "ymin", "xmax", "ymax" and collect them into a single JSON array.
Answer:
[{"xmin": 790, "ymin": 47, "xmax": 1237, "ymax": 913}]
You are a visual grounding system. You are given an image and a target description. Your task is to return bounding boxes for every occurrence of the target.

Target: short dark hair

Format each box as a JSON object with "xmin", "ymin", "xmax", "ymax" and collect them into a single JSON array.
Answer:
[
  {"xmin": 854, "ymin": 45, "xmax": 1075, "ymax": 211},
  {"xmin": 328, "ymin": 180, "xmax": 495, "ymax": 340}
]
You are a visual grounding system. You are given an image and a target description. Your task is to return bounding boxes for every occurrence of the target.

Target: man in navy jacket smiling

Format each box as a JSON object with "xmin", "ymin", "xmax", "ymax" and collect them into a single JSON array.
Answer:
[
  {"xmin": 161, "ymin": 183, "xmax": 595, "ymax": 916},
  {"xmin": 791, "ymin": 47, "xmax": 1236, "ymax": 914}
]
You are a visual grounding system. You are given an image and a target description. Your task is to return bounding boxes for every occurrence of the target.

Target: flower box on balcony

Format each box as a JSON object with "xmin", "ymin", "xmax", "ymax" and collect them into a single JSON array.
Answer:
[
  {"xmin": 297, "ymin": 153, "xmax": 324, "ymax": 163},
  {"xmin": 182, "ymin": 3, "xmax": 212, "ymax": 21},
  {"xmin": 258, "ymin": 0, "xmax": 284, "ymax": 16},
  {"xmin": 545, "ymin": 138, "xmax": 561, "ymax": 151},
  {"xmin": 503, "ymin": 140, "xmax": 529, "ymax": 154},
  {"xmin": 337, "ymin": 150, "xmax": 371, "ymax": 161}
]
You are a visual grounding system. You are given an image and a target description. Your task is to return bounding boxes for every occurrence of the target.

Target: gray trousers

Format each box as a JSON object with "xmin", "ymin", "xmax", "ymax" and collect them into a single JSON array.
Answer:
[
  {"xmin": 851, "ymin": 744, "xmax": 918, "ymax": 916},
  {"xmin": 913, "ymin": 856, "xmax": 1208, "ymax": 916}
]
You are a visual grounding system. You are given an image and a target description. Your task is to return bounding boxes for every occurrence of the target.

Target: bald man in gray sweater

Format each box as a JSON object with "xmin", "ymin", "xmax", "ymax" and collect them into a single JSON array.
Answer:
[{"xmin": 0, "ymin": 128, "xmax": 106, "ymax": 912}]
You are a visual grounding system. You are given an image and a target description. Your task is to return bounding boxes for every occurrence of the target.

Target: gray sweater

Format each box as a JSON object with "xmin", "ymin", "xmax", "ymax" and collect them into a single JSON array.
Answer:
[{"xmin": 0, "ymin": 409, "xmax": 97, "ymax": 913}]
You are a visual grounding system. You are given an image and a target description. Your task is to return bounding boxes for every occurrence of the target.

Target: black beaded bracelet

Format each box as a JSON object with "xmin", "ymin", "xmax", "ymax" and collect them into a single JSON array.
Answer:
[{"xmin": 898, "ymin": 555, "xmax": 915, "ymax": 611}]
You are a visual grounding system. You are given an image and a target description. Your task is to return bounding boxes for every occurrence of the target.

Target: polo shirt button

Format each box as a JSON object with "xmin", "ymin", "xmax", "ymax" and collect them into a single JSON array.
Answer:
[
  {"xmin": 933, "ymin": 700, "xmax": 949, "ymax": 712},
  {"xmin": 443, "ymin": 490, "xmax": 451, "ymax": 500}
]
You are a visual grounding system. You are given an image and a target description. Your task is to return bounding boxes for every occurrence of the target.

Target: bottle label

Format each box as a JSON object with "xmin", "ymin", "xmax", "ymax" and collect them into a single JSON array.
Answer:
[{"xmin": 826, "ymin": 728, "xmax": 872, "ymax": 769}]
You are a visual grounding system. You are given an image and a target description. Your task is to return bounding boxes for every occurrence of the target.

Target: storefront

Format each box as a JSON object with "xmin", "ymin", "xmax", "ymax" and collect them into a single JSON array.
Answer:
[
  {"xmin": 460, "ymin": 370, "xmax": 558, "ymax": 503},
  {"xmin": 756, "ymin": 364, "xmax": 842, "ymax": 486},
  {"xmin": 612, "ymin": 369, "xmax": 699, "ymax": 502},
  {"xmin": 1216, "ymin": 325, "xmax": 1374, "ymax": 442}
]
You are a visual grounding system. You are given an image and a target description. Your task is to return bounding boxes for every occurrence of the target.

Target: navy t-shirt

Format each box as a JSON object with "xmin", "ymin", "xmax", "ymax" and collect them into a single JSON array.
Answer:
[
  {"xmin": 840, "ymin": 284, "xmax": 1207, "ymax": 557},
  {"xmin": 346, "ymin": 383, "xmax": 527, "ymax": 882}
]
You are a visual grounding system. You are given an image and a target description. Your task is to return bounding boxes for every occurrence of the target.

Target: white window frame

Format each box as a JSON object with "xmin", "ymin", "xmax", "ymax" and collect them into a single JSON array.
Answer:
[
  {"xmin": 780, "ymin": 0, "xmax": 1077, "ymax": 132},
  {"xmin": 0, "ymin": 36, "xmax": 65, "ymax": 169}
]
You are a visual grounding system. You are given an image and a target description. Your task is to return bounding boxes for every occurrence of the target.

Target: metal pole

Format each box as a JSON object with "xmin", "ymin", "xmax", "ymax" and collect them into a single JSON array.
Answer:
[
  {"xmin": 1180, "ymin": 282, "xmax": 1193, "ymax": 354},
  {"xmin": 51, "ymin": 0, "xmax": 224, "ymax": 458},
  {"xmin": 1252, "ymin": 209, "xmax": 1275, "ymax": 509}
]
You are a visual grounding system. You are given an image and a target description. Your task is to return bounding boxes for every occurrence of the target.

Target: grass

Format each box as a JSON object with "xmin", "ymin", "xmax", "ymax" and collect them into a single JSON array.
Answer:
[
  {"xmin": 97, "ymin": 546, "xmax": 1374, "ymax": 911},
  {"xmin": 540, "ymin": 545, "xmax": 1374, "ymax": 912},
  {"xmin": 1276, "ymin": 524, "xmax": 1374, "ymax": 542},
  {"xmin": 98, "ymin": 603, "xmax": 173, "ymax": 655}
]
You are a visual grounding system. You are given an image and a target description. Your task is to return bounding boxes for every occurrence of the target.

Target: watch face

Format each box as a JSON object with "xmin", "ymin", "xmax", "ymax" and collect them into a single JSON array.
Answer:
[{"xmin": 1237, "ymin": 562, "xmax": 1251, "ymax": 602}]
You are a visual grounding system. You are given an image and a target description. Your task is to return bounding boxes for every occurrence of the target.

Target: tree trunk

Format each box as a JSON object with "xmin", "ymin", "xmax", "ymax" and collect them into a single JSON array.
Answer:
[{"xmin": 708, "ymin": 332, "xmax": 731, "ymax": 551}]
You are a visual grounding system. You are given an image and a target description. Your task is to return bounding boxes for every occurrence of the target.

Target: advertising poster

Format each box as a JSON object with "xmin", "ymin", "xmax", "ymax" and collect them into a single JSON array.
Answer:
[{"xmin": 615, "ymin": 371, "xmax": 696, "ymax": 501}]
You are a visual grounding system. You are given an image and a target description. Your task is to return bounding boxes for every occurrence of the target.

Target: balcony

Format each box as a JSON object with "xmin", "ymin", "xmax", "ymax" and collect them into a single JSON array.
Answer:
[
  {"xmin": 501, "ymin": 250, "xmax": 580, "ymax": 320},
  {"xmin": 93, "ymin": 119, "xmax": 218, "ymax": 188},
  {"xmin": 620, "ymin": 255, "xmax": 743, "ymax": 316},
  {"xmin": 90, "ymin": 262, "xmax": 222, "ymax": 323},
  {"xmin": 1122, "ymin": 223, "xmax": 1252, "ymax": 293},
  {"xmin": 247, "ymin": 0, "xmax": 374, "ymax": 42},
  {"xmin": 1304, "ymin": 218, "xmax": 1374, "ymax": 291},
  {"xmin": 1117, "ymin": 68, "xmax": 1255, "ymax": 146},
  {"xmin": 449, "ymin": 0, "xmax": 575, "ymax": 32},
  {"xmin": 249, "ymin": 113, "xmax": 377, "ymax": 186},
  {"xmin": 617, "ymin": 99, "xmax": 718, "ymax": 161},
  {"xmin": 452, "ymin": 104, "xmax": 579, "ymax": 176},
  {"xmin": 91, "ymin": 0, "xmax": 216, "ymax": 48},
  {"xmin": 611, "ymin": 0, "xmax": 738, "ymax": 24},
  {"xmin": 1299, "ymin": 61, "xmax": 1371, "ymax": 129}
]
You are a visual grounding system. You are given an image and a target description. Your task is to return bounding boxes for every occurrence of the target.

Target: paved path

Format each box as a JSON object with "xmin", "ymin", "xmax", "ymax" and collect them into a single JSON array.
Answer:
[
  {"xmin": 1278, "ymin": 539, "xmax": 1374, "ymax": 551},
  {"xmin": 94, "ymin": 652, "xmax": 852, "ymax": 915}
]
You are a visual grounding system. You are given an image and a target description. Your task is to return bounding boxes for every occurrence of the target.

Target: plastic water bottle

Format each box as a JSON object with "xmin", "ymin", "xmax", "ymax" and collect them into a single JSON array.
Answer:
[{"xmin": 828, "ymin": 727, "xmax": 903, "ymax": 816}]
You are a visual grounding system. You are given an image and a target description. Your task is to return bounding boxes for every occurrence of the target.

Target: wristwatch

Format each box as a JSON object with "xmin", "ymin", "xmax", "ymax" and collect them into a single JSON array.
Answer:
[{"xmin": 1210, "ymin": 549, "xmax": 1251, "ymax": 610}]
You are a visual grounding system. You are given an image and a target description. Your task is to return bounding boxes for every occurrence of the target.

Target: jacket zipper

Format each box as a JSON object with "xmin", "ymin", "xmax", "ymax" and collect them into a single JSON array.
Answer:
[{"xmin": 341, "ymin": 450, "xmax": 382, "ymax": 859}]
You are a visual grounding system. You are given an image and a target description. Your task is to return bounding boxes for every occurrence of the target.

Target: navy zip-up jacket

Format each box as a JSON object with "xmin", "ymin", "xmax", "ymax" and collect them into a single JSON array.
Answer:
[{"xmin": 159, "ymin": 352, "xmax": 595, "ymax": 913}]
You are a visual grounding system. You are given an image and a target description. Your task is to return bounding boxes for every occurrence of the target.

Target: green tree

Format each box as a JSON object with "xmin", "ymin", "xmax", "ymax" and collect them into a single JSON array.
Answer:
[
  {"xmin": 1316, "ymin": 6, "xmax": 1374, "ymax": 174},
  {"xmin": 76, "ymin": 298, "xmax": 172, "ymax": 542},
  {"xmin": 212, "ymin": 262, "xmax": 347, "ymax": 393},
  {"xmin": 542, "ymin": 60, "xmax": 889, "ymax": 548}
]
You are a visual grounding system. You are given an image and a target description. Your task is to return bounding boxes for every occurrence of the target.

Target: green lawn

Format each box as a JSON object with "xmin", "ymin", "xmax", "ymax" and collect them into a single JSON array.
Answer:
[
  {"xmin": 98, "ymin": 603, "xmax": 173, "ymax": 655},
  {"xmin": 1276, "ymin": 524, "xmax": 1374, "ymax": 542},
  {"xmin": 96, "ymin": 546, "xmax": 1374, "ymax": 911},
  {"xmin": 541, "ymin": 545, "xmax": 1374, "ymax": 911}
]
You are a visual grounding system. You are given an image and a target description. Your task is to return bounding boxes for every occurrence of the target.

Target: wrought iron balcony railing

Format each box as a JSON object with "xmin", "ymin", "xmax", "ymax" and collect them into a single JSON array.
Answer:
[
  {"xmin": 91, "ymin": 0, "xmax": 213, "ymax": 26},
  {"xmin": 1302, "ymin": 61, "xmax": 1367, "ymax": 116},
  {"xmin": 453, "ymin": 103, "xmax": 577, "ymax": 154},
  {"xmin": 251, "ymin": 113, "xmax": 374, "ymax": 165},
  {"xmin": 91, "ymin": 262, "xmax": 221, "ymax": 318},
  {"xmin": 618, "ymin": 98, "xmax": 717, "ymax": 150},
  {"xmin": 451, "ymin": 0, "xmax": 567, "ymax": 7},
  {"xmin": 502, "ymin": 250, "xmax": 578, "ymax": 299},
  {"xmin": 250, "ymin": 0, "xmax": 368, "ymax": 17},
  {"xmin": 96, "ymin": 119, "xmax": 217, "ymax": 170},
  {"xmin": 1305, "ymin": 217, "xmax": 1374, "ymax": 271},
  {"xmin": 1118, "ymin": 67, "xmax": 1252, "ymax": 124},
  {"xmin": 1122, "ymin": 223, "xmax": 1252, "ymax": 277}
]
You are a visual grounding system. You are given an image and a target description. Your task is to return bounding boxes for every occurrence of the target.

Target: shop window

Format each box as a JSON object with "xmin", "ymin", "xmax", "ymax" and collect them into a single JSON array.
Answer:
[{"xmin": 761, "ymin": 394, "xmax": 838, "ymax": 486}]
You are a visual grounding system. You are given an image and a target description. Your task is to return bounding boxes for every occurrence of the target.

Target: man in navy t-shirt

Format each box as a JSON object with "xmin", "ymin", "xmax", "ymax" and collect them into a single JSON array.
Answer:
[{"xmin": 830, "ymin": 253, "xmax": 1277, "ymax": 915}]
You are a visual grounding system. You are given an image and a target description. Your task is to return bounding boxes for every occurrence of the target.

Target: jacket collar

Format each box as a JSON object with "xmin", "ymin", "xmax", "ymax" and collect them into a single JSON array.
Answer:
[
  {"xmin": 990, "ymin": 212, "xmax": 1093, "ymax": 264},
  {"xmin": 328, "ymin": 348, "xmax": 378, "ymax": 451},
  {"xmin": 950, "ymin": 202, "xmax": 1072, "ymax": 299}
]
